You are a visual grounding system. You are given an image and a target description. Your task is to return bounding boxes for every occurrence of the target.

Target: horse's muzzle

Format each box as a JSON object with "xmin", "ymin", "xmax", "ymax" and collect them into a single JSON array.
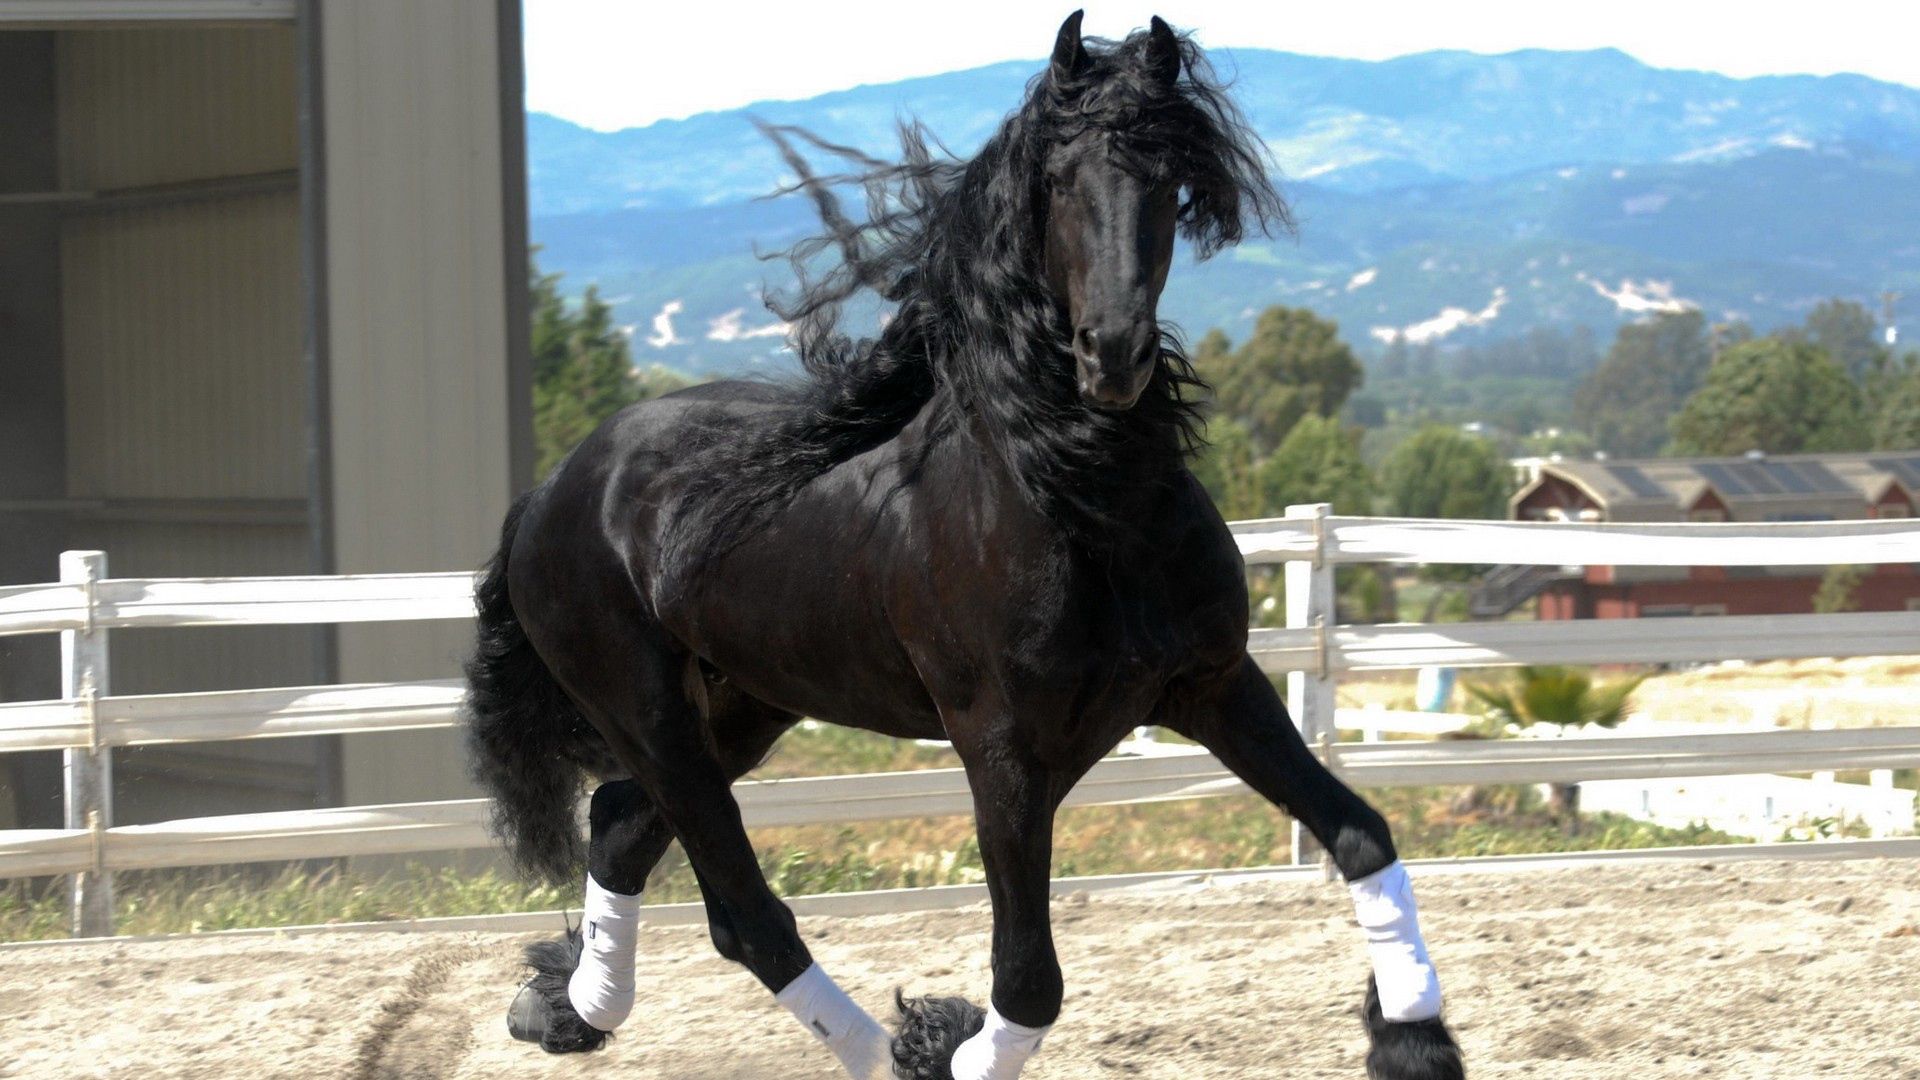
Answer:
[{"xmin": 1074, "ymin": 321, "xmax": 1157, "ymax": 409}]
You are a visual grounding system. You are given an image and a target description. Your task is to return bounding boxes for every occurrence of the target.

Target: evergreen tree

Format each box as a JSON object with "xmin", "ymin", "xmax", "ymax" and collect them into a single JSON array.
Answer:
[
  {"xmin": 1572, "ymin": 310, "xmax": 1713, "ymax": 457},
  {"xmin": 1668, "ymin": 338, "xmax": 1865, "ymax": 456},
  {"xmin": 531, "ymin": 261, "xmax": 693, "ymax": 477}
]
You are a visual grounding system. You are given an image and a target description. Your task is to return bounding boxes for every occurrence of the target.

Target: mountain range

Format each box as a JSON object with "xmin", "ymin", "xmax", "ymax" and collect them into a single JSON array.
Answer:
[{"xmin": 528, "ymin": 46, "xmax": 1920, "ymax": 374}]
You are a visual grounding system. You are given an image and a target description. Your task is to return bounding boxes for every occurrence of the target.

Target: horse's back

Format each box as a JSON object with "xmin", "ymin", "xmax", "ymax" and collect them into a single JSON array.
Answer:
[{"xmin": 513, "ymin": 378, "xmax": 800, "ymax": 599}]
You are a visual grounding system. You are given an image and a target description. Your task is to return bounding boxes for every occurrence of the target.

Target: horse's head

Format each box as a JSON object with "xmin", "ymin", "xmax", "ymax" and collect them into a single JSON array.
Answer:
[{"xmin": 1035, "ymin": 11, "xmax": 1284, "ymax": 411}]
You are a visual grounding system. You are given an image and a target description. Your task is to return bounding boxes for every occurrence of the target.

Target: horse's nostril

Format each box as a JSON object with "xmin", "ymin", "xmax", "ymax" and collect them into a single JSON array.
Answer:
[
  {"xmin": 1135, "ymin": 330, "xmax": 1159, "ymax": 367},
  {"xmin": 1076, "ymin": 326, "xmax": 1099, "ymax": 354}
]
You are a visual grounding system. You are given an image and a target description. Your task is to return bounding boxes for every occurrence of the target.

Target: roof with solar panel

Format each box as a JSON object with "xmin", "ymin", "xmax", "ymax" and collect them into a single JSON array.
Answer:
[{"xmin": 1512, "ymin": 451, "xmax": 1920, "ymax": 522}]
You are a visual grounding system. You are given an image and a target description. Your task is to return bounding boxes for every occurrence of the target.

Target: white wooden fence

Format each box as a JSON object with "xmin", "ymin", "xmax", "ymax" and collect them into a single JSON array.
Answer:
[{"xmin": 4, "ymin": 507, "xmax": 1920, "ymax": 936}]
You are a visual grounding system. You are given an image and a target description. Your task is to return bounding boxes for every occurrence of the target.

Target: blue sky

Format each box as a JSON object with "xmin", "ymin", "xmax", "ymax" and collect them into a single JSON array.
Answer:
[{"xmin": 525, "ymin": 0, "xmax": 1920, "ymax": 131}]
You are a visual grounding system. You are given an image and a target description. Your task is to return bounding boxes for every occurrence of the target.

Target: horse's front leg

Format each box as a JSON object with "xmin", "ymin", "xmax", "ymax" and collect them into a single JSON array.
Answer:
[
  {"xmin": 1168, "ymin": 657, "xmax": 1465, "ymax": 1080},
  {"xmin": 894, "ymin": 735, "xmax": 1060, "ymax": 1080}
]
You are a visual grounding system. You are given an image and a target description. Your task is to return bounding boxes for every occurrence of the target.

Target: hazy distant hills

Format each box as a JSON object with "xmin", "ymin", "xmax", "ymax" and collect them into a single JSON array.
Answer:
[{"xmin": 528, "ymin": 47, "xmax": 1920, "ymax": 373}]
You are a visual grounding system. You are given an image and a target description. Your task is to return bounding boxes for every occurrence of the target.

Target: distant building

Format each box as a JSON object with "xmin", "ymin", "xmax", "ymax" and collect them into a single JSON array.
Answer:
[
  {"xmin": 1474, "ymin": 452, "xmax": 1920, "ymax": 620},
  {"xmin": 0, "ymin": 1, "xmax": 530, "ymax": 830}
]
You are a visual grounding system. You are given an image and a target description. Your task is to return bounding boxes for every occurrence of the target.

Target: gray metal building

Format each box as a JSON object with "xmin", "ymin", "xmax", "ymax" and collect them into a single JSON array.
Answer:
[{"xmin": 0, "ymin": 0, "xmax": 531, "ymax": 829}]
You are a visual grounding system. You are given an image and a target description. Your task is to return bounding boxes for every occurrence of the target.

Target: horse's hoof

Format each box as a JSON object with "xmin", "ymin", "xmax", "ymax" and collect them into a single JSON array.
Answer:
[
  {"xmin": 509, "ymin": 931, "xmax": 612, "ymax": 1054},
  {"xmin": 890, "ymin": 991, "xmax": 986, "ymax": 1079},
  {"xmin": 506, "ymin": 984, "xmax": 549, "ymax": 1043},
  {"xmin": 1361, "ymin": 976, "xmax": 1464, "ymax": 1080}
]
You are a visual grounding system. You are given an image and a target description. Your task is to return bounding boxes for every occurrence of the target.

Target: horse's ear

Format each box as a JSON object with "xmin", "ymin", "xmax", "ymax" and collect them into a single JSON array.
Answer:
[
  {"xmin": 1050, "ymin": 10, "xmax": 1088, "ymax": 83},
  {"xmin": 1146, "ymin": 16, "xmax": 1181, "ymax": 85}
]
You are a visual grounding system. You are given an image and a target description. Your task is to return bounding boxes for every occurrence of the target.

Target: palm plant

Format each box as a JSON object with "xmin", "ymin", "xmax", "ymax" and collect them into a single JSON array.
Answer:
[{"xmin": 1464, "ymin": 665, "xmax": 1646, "ymax": 826}]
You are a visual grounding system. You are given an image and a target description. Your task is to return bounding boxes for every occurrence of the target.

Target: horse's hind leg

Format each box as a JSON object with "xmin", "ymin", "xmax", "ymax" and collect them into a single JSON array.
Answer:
[
  {"xmin": 511, "ymin": 778, "xmax": 672, "ymax": 1052},
  {"xmin": 626, "ymin": 710, "xmax": 892, "ymax": 1079},
  {"xmin": 511, "ymin": 695, "xmax": 798, "ymax": 1054},
  {"xmin": 539, "ymin": 619, "xmax": 888, "ymax": 1077},
  {"xmin": 1168, "ymin": 658, "xmax": 1465, "ymax": 1080}
]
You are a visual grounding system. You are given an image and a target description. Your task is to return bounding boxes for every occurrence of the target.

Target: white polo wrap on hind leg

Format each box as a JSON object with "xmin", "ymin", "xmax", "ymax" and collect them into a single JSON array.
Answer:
[
  {"xmin": 1348, "ymin": 860, "xmax": 1443, "ymax": 1022},
  {"xmin": 775, "ymin": 962, "xmax": 893, "ymax": 1080},
  {"xmin": 951, "ymin": 1006, "xmax": 1050, "ymax": 1080},
  {"xmin": 567, "ymin": 874, "xmax": 642, "ymax": 1031}
]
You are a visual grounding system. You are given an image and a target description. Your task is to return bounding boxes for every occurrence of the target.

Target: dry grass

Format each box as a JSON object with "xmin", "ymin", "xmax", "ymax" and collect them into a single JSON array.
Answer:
[{"xmin": 1341, "ymin": 656, "xmax": 1920, "ymax": 730}]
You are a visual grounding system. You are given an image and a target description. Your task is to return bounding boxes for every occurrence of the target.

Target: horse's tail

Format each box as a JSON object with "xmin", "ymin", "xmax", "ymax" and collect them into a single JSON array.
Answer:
[{"xmin": 463, "ymin": 491, "xmax": 613, "ymax": 886}]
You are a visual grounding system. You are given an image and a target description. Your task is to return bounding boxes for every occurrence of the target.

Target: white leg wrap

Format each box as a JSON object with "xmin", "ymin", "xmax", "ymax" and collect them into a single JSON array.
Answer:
[
  {"xmin": 1348, "ymin": 860, "xmax": 1443, "ymax": 1022},
  {"xmin": 775, "ymin": 963, "xmax": 893, "ymax": 1080},
  {"xmin": 566, "ymin": 874, "xmax": 642, "ymax": 1031},
  {"xmin": 950, "ymin": 1005, "xmax": 1050, "ymax": 1080}
]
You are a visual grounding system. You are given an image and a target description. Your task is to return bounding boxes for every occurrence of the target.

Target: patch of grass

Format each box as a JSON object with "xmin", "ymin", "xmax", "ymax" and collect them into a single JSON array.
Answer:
[
  {"xmin": 0, "ymin": 863, "xmax": 573, "ymax": 942},
  {"xmin": 751, "ymin": 721, "xmax": 958, "ymax": 779}
]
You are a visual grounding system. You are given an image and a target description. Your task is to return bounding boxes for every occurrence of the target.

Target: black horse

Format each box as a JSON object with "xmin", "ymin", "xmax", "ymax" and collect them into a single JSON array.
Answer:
[{"xmin": 467, "ymin": 13, "xmax": 1463, "ymax": 1080}]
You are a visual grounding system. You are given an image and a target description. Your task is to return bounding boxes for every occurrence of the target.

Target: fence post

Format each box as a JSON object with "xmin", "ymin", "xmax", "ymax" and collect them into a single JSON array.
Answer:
[
  {"xmin": 61, "ymin": 550, "xmax": 113, "ymax": 938},
  {"xmin": 1284, "ymin": 503, "xmax": 1336, "ymax": 871}
]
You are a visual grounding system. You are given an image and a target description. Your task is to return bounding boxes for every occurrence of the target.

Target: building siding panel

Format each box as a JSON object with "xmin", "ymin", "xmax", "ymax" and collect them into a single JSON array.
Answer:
[
  {"xmin": 56, "ymin": 26, "xmax": 297, "ymax": 191},
  {"xmin": 318, "ymin": 0, "xmax": 516, "ymax": 807},
  {"xmin": 7, "ymin": 25, "xmax": 325, "ymax": 828},
  {"xmin": 61, "ymin": 191, "xmax": 305, "ymax": 501}
]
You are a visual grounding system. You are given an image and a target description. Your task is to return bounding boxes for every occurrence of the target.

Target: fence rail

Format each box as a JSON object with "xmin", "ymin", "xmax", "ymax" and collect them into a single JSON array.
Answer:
[
  {"xmin": 4, "ymin": 509, "xmax": 1920, "ymax": 936},
  {"xmin": 7, "ymin": 726, "xmax": 1919, "ymax": 881},
  {"xmin": 1231, "ymin": 514, "xmax": 1920, "ymax": 567},
  {"xmin": 0, "ymin": 680, "xmax": 467, "ymax": 753}
]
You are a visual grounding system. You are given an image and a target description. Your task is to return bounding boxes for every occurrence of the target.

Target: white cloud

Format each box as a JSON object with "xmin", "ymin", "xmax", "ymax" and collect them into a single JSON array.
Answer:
[
  {"xmin": 1346, "ymin": 267, "xmax": 1379, "ymax": 291},
  {"xmin": 1622, "ymin": 192, "xmax": 1671, "ymax": 215}
]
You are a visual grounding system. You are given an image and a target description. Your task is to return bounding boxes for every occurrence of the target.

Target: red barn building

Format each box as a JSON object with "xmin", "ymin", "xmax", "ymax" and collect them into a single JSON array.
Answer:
[{"xmin": 1485, "ymin": 452, "xmax": 1920, "ymax": 620}]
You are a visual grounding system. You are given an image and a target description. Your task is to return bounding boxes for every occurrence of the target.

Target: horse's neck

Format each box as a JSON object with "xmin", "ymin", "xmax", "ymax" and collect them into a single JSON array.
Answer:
[{"xmin": 938, "ymin": 396, "xmax": 1188, "ymax": 540}]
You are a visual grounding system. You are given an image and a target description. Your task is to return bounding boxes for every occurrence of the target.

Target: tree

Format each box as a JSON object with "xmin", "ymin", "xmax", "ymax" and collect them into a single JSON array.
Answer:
[
  {"xmin": 1813, "ymin": 565, "xmax": 1868, "ymax": 614},
  {"xmin": 1667, "ymin": 338, "xmax": 1866, "ymax": 456},
  {"xmin": 1343, "ymin": 393, "xmax": 1387, "ymax": 428},
  {"xmin": 1376, "ymin": 333, "xmax": 1410, "ymax": 379},
  {"xmin": 1256, "ymin": 414, "xmax": 1372, "ymax": 516},
  {"xmin": 1200, "ymin": 306, "xmax": 1364, "ymax": 453},
  {"xmin": 1464, "ymin": 665, "xmax": 1646, "ymax": 825},
  {"xmin": 531, "ymin": 262, "xmax": 692, "ymax": 477},
  {"xmin": 1379, "ymin": 426, "xmax": 1511, "ymax": 520},
  {"xmin": 1190, "ymin": 417, "xmax": 1262, "ymax": 521},
  {"xmin": 1521, "ymin": 427, "xmax": 1597, "ymax": 459},
  {"xmin": 1572, "ymin": 310, "xmax": 1713, "ymax": 456},
  {"xmin": 1710, "ymin": 319, "xmax": 1755, "ymax": 356},
  {"xmin": 1791, "ymin": 298, "xmax": 1886, "ymax": 382},
  {"xmin": 1191, "ymin": 327, "xmax": 1232, "ymax": 371},
  {"xmin": 1869, "ymin": 354, "xmax": 1920, "ymax": 450}
]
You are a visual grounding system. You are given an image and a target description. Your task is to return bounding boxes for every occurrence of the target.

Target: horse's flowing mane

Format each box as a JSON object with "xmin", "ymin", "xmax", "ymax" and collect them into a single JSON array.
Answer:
[{"xmin": 658, "ymin": 26, "xmax": 1285, "ymax": 592}]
